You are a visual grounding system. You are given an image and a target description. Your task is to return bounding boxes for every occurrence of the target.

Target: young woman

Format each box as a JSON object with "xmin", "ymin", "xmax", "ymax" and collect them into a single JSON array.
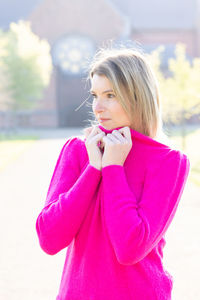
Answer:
[{"xmin": 36, "ymin": 47, "xmax": 190, "ymax": 300}]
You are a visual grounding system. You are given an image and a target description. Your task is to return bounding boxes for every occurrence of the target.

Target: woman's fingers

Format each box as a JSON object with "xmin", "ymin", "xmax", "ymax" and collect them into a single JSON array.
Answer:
[
  {"xmin": 118, "ymin": 126, "xmax": 132, "ymax": 143},
  {"xmin": 84, "ymin": 126, "xmax": 103, "ymax": 138},
  {"xmin": 84, "ymin": 126, "xmax": 105, "ymax": 171},
  {"xmin": 83, "ymin": 126, "xmax": 93, "ymax": 138},
  {"xmin": 90, "ymin": 132, "xmax": 105, "ymax": 144},
  {"xmin": 107, "ymin": 131, "xmax": 125, "ymax": 143},
  {"xmin": 84, "ymin": 126, "xmax": 105, "ymax": 148}
]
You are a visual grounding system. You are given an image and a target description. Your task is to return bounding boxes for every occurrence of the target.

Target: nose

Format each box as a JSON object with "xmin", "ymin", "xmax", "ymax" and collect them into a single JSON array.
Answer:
[{"xmin": 93, "ymin": 99, "xmax": 106, "ymax": 113}]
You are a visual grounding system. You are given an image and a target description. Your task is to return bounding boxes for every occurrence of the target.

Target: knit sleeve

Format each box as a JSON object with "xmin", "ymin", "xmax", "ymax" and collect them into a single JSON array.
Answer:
[
  {"xmin": 36, "ymin": 137, "xmax": 101, "ymax": 255},
  {"xmin": 101, "ymin": 150, "xmax": 190, "ymax": 265}
]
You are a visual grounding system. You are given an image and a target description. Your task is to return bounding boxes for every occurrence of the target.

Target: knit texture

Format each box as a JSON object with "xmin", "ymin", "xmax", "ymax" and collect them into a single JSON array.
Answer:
[{"xmin": 36, "ymin": 124, "xmax": 190, "ymax": 300}]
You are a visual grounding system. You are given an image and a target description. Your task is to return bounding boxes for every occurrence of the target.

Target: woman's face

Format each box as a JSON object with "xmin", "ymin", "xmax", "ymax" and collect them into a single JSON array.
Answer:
[{"xmin": 90, "ymin": 74, "xmax": 132, "ymax": 130}]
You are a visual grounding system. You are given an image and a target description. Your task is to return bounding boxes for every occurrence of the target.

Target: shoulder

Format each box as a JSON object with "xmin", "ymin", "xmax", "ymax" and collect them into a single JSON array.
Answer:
[
  {"xmin": 163, "ymin": 149, "xmax": 190, "ymax": 167},
  {"xmin": 60, "ymin": 134, "xmax": 86, "ymax": 156},
  {"xmin": 147, "ymin": 148, "xmax": 190, "ymax": 178},
  {"xmin": 61, "ymin": 134, "xmax": 89, "ymax": 170},
  {"xmin": 144, "ymin": 149, "xmax": 190, "ymax": 194},
  {"xmin": 169, "ymin": 149, "xmax": 190, "ymax": 175},
  {"xmin": 156, "ymin": 149, "xmax": 190, "ymax": 182},
  {"xmin": 59, "ymin": 134, "xmax": 88, "ymax": 165}
]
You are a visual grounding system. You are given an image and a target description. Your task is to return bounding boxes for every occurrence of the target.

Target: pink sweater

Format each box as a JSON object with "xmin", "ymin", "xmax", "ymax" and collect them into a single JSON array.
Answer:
[{"xmin": 36, "ymin": 124, "xmax": 190, "ymax": 300}]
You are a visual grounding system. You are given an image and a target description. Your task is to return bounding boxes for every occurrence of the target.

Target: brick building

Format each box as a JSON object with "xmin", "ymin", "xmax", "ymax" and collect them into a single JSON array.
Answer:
[
  {"xmin": 0, "ymin": 0, "xmax": 199, "ymax": 128},
  {"xmin": 27, "ymin": 0, "xmax": 127, "ymax": 128}
]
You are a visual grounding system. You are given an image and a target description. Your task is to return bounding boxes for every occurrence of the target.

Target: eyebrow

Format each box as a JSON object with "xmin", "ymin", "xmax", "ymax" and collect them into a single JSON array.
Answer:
[{"xmin": 89, "ymin": 89, "xmax": 114, "ymax": 94}]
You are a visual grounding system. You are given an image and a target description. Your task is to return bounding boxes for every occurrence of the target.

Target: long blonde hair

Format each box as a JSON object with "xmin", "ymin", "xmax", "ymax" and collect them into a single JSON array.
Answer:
[{"xmin": 85, "ymin": 46, "xmax": 165, "ymax": 140}]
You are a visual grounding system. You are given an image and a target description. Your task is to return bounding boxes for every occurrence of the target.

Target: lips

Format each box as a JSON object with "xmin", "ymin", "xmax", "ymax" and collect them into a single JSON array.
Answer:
[{"xmin": 99, "ymin": 118, "xmax": 110, "ymax": 122}]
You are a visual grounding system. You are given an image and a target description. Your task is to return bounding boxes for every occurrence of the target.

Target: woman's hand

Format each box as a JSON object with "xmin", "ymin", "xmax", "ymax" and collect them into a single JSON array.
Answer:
[
  {"xmin": 102, "ymin": 126, "xmax": 132, "ymax": 168},
  {"xmin": 83, "ymin": 126, "xmax": 105, "ymax": 171}
]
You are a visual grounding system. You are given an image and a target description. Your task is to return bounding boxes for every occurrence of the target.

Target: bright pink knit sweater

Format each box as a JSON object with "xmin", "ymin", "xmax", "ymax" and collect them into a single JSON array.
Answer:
[{"xmin": 36, "ymin": 124, "xmax": 190, "ymax": 300}]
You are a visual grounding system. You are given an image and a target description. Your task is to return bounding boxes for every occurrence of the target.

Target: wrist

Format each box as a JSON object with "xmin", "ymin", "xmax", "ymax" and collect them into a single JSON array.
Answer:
[
  {"xmin": 102, "ymin": 163, "xmax": 123, "ymax": 168},
  {"xmin": 90, "ymin": 163, "xmax": 102, "ymax": 171}
]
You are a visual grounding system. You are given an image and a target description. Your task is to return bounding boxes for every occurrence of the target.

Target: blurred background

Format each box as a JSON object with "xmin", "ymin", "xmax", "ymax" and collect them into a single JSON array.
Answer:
[{"xmin": 0, "ymin": 0, "xmax": 199, "ymax": 299}]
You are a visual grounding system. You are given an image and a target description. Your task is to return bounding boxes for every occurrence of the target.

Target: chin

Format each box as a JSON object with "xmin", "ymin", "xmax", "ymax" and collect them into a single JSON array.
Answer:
[{"xmin": 100, "ymin": 124, "xmax": 114, "ymax": 130}]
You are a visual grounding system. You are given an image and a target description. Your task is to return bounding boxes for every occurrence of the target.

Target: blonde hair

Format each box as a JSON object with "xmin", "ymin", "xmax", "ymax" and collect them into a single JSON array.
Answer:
[{"xmin": 85, "ymin": 46, "xmax": 164, "ymax": 140}]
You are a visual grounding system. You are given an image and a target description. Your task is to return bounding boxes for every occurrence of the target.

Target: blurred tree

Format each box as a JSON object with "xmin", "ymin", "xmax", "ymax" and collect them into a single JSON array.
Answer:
[
  {"xmin": 0, "ymin": 20, "xmax": 52, "ymax": 127},
  {"xmin": 148, "ymin": 43, "xmax": 200, "ymax": 150}
]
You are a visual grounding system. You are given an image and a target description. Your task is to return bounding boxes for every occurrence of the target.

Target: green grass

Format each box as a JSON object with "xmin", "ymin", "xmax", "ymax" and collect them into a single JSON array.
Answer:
[
  {"xmin": 0, "ymin": 133, "xmax": 39, "ymax": 171},
  {"xmin": 0, "ymin": 132, "xmax": 39, "ymax": 141}
]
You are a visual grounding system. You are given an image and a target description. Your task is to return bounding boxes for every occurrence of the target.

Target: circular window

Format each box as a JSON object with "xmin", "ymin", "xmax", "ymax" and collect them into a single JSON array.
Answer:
[{"xmin": 52, "ymin": 34, "xmax": 96, "ymax": 75}]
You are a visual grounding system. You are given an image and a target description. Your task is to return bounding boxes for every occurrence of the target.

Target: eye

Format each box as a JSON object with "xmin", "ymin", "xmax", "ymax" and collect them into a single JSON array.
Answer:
[
  {"xmin": 90, "ymin": 94, "xmax": 97, "ymax": 99},
  {"xmin": 90, "ymin": 93, "xmax": 115, "ymax": 100},
  {"xmin": 107, "ymin": 93, "xmax": 115, "ymax": 98}
]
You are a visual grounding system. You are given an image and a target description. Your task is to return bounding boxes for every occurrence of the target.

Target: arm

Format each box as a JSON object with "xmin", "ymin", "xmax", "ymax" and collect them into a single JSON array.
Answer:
[
  {"xmin": 36, "ymin": 137, "xmax": 101, "ymax": 255},
  {"xmin": 102, "ymin": 150, "xmax": 190, "ymax": 265}
]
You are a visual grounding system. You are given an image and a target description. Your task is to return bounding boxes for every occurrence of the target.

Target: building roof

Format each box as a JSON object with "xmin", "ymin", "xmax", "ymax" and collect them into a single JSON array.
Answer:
[
  {"xmin": 0, "ymin": 0, "xmax": 198, "ymax": 30},
  {"xmin": 110, "ymin": 0, "xmax": 198, "ymax": 29},
  {"xmin": 0, "ymin": 0, "xmax": 42, "ymax": 29}
]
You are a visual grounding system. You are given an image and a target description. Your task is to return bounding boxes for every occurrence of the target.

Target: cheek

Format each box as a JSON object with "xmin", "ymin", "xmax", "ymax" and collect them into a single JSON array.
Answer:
[
  {"xmin": 110, "ymin": 102, "xmax": 122, "ymax": 115},
  {"xmin": 113, "ymin": 104, "xmax": 127, "ymax": 118},
  {"xmin": 116, "ymin": 106, "xmax": 131, "ymax": 124}
]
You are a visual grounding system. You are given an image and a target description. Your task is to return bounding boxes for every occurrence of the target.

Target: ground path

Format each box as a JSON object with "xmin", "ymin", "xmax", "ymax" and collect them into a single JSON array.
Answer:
[{"xmin": 0, "ymin": 128, "xmax": 199, "ymax": 299}]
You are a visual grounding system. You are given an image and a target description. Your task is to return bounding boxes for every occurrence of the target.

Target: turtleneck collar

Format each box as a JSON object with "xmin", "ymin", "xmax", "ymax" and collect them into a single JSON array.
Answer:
[{"xmin": 97, "ymin": 124, "xmax": 170, "ymax": 149}]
